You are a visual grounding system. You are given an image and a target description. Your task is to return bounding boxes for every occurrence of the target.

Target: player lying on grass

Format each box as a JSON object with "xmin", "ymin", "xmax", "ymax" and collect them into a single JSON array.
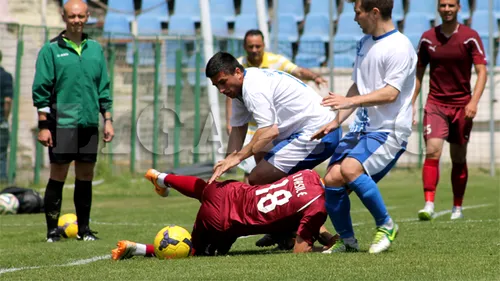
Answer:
[{"xmin": 111, "ymin": 169, "xmax": 338, "ymax": 259}]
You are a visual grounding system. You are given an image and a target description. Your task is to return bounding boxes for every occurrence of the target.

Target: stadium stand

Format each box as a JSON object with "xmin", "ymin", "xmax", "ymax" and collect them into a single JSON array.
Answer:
[
  {"xmin": 308, "ymin": 0, "xmax": 337, "ymax": 21},
  {"xmin": 140, "ymin": 0, "xmax": 170, "ymax": 23},
  {"xmin": 408, "ymin": 0, "xmax": 436, "ymax": 20},
  {"xmin": 470, "ymin": 10, "xmax": 499, "ymax": 60},
  {"xmin": 276, "ymin": 0, "xmax": 305, "ymax": 22},
  {"xmin": 210, "ymin": 0, "xmax": 236, "ymax": 23},
  {"xmin": 233, "ymin": 14, "xmax": 259, "ymax": 39},
  {"xmin": 240, "ymin": 0, "xmax": 269, "ymax": 20},
  {"xmin": 393, "ymin": 0, "xmax": 405, "ymax": 22},
  {"xmin": 211, "ymin": 16, "xmax": 230, "ymax": 37},
  {"xmin": 404, "ymin": 12, "xmax": 433, "ymax": 49},
  {"xmin": 173, "ymin": 0, "xmax": 201, "ymax": 22},
  {"xmin": 103, "ymin": 13, "xmax": 132, "ymax": 37}
]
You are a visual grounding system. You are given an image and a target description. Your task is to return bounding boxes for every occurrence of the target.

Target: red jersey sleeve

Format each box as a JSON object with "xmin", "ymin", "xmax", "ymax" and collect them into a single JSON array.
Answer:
[
  {"xmin": 417, "ymin": 34, "xmax": 430, "ymax": 68},
  {"xmin": 466, "ymin": 31, "xmax": 487, "ymax": 65},
  {"xmin": 295, "ymin": 197, "xmax": 327, "ymax": 246}
]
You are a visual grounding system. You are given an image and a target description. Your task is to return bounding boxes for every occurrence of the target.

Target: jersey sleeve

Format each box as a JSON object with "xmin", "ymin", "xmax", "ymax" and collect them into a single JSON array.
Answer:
[
  {"xmin": 296, "ymin": 199, "xmax": 327, "ymax": 246},
  {"xmin": 466, "ymin": 31, "xmax": 487, "ymax": 65},
  {"xmin": 416, "ymin": 35, "xmax": 430, "ymax": 68},
  {"xmin": 230, "ymin": 98, "xmax": 252, "ymax": 127},
  {"xmin": 242, "ymin": 84, "xmax": 277, "ymax": 129},
  {"xmin": 383, "ymin": 47, "xmax": 417, "ymax": 92},
  {"xmin": 277, "ymin": 55, "xmax": 299, "ymax": 74}
]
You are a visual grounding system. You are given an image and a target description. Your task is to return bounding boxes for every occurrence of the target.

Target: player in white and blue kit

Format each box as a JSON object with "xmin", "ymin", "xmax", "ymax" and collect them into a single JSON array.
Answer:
[
  {"xmin": 205, "ymin": 51, "xmax": 340, "ymax": 186},
  {"xmin": 312, "ymin": 0, "xmax": 417, "ymax": 254}
]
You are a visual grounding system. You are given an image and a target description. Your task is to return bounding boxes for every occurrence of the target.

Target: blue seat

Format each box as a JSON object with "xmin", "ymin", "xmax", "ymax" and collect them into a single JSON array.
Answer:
[
  {"xmin": 458, "ymin": 0, "xmax": 470, "ymax": 20},
  {"xmin": 301, "ymin": 14, "xmax": 330, "ymax": 42},
  {"xmin": 103, "ymin": 12, "xmax": 131, "ymax": 38},
  {"xmin": 404, "ymin": 12, "xmax": 432, "ymax": 35},
  {"xmin": 240, "ymin": 0, "xmax": 269, "ymax": 20},
  {"xmin": 168, "ymin": 15, "xmax": 196, "ymax": 36},
  {"xmin": 308, "ymin": 0, "xmax": 337, "ymax": 20},
  {"xmin": 277, "ymin": 41, "xmax": 294, "ymax": 60},
  {"xmin": 475, "ymin": 0, "xmax": 500, "ymax": 15},
  {"xmin": 187, "ymin": 53, "xmax": 207, "ymax": 86},
  {"xmin": 210, "ymin": 0, "xmax": 236, "ymax": 23},
  {"xmin": 233, "ymin": 14, "xmax": 258, "ymax": 39},
  {"xmin": 406, "ymin": 34, "xmax": 423, "ymax": 50},
  {"xmin": 141, "ymin": 0, "xmax": 169, "ymax": 22},
  {"xmin": 137, "ymin": 14, "xmax": 163, "ymax": 35},
  {"xmin": 471, "ymin": 10, "xmax": 499, "ymax": 37},
  {"xmin": 211, "ymin": 16, "xmax": 230, "ymax": 37},
  {"xmin": 295, "ymin": 40, "xmax": 326, "ymax": 68},
  {"xmin": 334, "ymin": 13, "xmax": 364, "ymax": 42},
  {"xmin": 126, "ymin": 42, "xmax": 155, "ymax": 65},
  {"xmin": 408, "ymin": 0, "xmax": 436, "ymax": 20},
  {"xmin": 274, "ymin": 14, "xmax": 299, "ymax": 42},
  {"xmin": 393, "ymin": 0, "xmax": 405, "ymax": 22},
  {"xmin": 342, "ymin": 1, "xmax": 355, "ymax": 15},
  {"xmin": 276, "ymin": 0, "xmax": 304, "ymax": 22},
  {"xmin": 173, "ymin": 0, "xmax": 200, "ymax": 22},
  {"xmin": 332, "ymin": 53, "xmax": 356, "ymax": 68}
]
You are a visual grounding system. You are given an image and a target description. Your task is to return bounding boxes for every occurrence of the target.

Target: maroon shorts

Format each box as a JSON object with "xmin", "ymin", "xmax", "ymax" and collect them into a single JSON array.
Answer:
[{"xmin": 423, "ymin": 103, "xmax": 473, "ymax": 145}]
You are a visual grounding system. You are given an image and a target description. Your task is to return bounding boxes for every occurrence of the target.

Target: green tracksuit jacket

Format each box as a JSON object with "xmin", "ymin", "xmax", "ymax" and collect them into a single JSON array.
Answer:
[{"xmin": 32, "ymin": 31, "xmax": 112, "ymax": 128}]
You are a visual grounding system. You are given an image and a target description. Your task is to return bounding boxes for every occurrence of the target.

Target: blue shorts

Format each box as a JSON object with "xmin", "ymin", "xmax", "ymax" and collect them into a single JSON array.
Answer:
[
  {"xmin": 264, "ymin": 128, "xmax": 342, "ymax": 175},
  {"xmin": 328, "ymin": 132, "xmax": 407, "ymax": 183}
]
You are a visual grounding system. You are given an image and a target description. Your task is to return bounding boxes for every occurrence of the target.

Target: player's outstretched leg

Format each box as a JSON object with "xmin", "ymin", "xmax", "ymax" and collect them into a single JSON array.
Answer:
[
  {"xmin": 111, "ymin": 240, "xmax": 155, "ymax": 260},
  {"xmin": 145, "ymin": 169, "xmax": 170, "ymax": 197},
  {"xmin": 145, "ymin": 169, "xmax": 207, "ymax": 200}
]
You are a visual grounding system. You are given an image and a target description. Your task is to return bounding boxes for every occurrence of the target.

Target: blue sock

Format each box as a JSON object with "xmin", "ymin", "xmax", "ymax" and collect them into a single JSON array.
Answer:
[
  {"xmin": 348, "ymin": 174, "xmax": 390, "ymax": 227},
  {"xmin": 325, "ymin": 186, "xmax": 354, "ymax": 239}
]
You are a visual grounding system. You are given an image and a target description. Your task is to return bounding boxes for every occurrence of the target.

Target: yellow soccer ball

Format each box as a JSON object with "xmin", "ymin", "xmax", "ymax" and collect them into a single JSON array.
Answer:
[
  {"xmin": 58, "ymin": 213, "xmax": 78, "ymax": 238},
  {"xmin": 153, "ymin": 225, "xmax": 193, "ymax": 259}
]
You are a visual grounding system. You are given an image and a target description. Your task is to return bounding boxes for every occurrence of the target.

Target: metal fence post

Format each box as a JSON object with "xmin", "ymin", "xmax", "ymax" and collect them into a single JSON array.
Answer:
[
  {"xmin": 153, "ymin": 38, "xmax": 161, "ymax": 169},
  {"xmin": 8, "ymin": 25, "xmax": 23, "ymax": 184},
  {"xmin": 193, "ymin": 51, "xmax": 201, "ymax": 163},
  {"xmin": 174, "ymin": 48, "xmax": 183, "ymax": 169},
  {"xmin": 130, "ymin": 38, "xmax": 138, "ymax": 174}
]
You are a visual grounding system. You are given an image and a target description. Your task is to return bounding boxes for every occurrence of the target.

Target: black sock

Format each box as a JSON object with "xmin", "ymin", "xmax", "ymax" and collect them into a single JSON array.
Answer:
[
  {"xmin": 44, "ymin": 179, "xmax": 64, "ymax": 234},
  {"xmin": 74, "ymin": 179, "xmax": 92, "ymax": 235}
]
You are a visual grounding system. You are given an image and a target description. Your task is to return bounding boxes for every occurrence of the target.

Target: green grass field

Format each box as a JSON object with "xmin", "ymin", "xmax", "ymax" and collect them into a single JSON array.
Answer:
[{"xmin": 0, "ymin": 168, "xmax": 499, "ymax": 280}]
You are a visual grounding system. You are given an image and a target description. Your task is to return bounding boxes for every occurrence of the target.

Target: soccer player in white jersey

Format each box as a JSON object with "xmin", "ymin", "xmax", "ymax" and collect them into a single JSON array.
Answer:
[
  {"xmin": 205, "ymin": 51, "xmax": 340, "ymax": 187},
  {"xmin": 312, "ymin": 0, "xmax": 417, "ymax": 254}
]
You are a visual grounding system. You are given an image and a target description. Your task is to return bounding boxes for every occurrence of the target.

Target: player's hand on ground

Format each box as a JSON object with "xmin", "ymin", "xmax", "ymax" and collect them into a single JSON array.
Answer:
[
  {"xmin": 103, "ymin": 121, "xmax": 114, "ymax": 142},
  {"xmin": 209, "ymin": 151, "xmax": 241, "ymax": 184},
  {"xmin": 310, "ymin": 120, "xmax": 339, "ymax": 140},
  {"xmin": 321, "ymin": 92, "xmax": 355, "ymax": 110},
  {"xmin": 38, "ymin": 128, "xmax": 53, "ymax": 147},
  {"xmin": 465, "ymin": 101, "xmax": 478, "ymax": 119}
]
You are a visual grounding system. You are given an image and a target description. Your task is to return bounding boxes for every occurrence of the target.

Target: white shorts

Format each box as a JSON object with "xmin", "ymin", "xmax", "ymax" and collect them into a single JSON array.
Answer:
[{"xmin": 328, "ymin": 132, "xmax": 407, "ymax": 183}]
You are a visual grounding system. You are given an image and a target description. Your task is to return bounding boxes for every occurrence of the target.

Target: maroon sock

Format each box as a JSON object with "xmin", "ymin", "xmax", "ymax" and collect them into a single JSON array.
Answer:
[
  {"xmin": 146, "ymin": 244, "xmax": 155, "ymax": 257},
  {"xmin": 423, "ymin": 159, "xmax": 440, "ymax": 202},
  {"xmin": 452, "ymin": 162, "xmax": 468, "ymax": 207},
  {"xmin": 164, "ymin": 174, "xmax": 207, "ymax": 200}
]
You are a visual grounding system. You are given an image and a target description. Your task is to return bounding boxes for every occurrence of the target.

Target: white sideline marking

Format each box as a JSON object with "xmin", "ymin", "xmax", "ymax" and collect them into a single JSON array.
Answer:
[{"xmin": 0, "ymin": 255, "xmax": 110, "ymax": 276}]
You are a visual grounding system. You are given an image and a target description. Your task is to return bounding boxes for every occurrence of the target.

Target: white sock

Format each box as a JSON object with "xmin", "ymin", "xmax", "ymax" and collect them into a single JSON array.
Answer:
[
  {"xmin": 382, "ymin": 218, "xmax": 394, "ymax": 230},
  {"xmin": 157, "ymin": 173, "xmax": 168, "ymax": 188},
  {"xmin": 343, "ymin": 237, "xmax": 357, "ymax": 245},
  {"xmin": 425, "ymin": 201, "xmax": 435, "ymax": 210},
  {"xmin": 134, "ymin": 243, "xmax": 146, "ymax": 256}
]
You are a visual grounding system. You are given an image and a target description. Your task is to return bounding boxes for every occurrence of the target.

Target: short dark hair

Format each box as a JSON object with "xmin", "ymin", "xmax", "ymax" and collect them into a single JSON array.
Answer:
[
  {"xmin": 206, "ymin": 52, "xmax": 245, "ymax": 78},
  {"xmin": 346, "ymin": 0, "xmax": 393, "ymax": 20},
  {"xmin": 243, "ymin": 29, "xmax": 264, "ymax": 45}
]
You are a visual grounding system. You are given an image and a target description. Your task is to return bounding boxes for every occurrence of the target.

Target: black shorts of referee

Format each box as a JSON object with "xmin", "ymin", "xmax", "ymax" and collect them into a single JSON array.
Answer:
[{"xmin": 48, "ymin": 127, "xmax": 99, "ymax": 164}]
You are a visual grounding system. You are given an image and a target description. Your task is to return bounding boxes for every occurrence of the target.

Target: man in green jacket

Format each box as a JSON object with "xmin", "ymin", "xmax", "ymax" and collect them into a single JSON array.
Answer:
[{"xmin": 32, "ymin": 0, "xmax": 114, "ymax": 242}]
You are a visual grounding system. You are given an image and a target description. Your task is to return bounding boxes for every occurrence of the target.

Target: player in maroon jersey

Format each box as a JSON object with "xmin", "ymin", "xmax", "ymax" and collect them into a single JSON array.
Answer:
[
  {"xmin": 111, "ymin": 169, "xmax": 337, "ymax": 260},
  {"xmin": 412, "ymin": 0, "xmax": 487, "ymax": 220}
]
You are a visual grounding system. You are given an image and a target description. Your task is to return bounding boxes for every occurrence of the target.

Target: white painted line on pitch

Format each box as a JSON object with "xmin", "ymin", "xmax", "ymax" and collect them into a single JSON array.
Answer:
[
  {"xmin": 0, "ymin": 255, "xmax": 110, "ymax": 276},
  {"xmin": 352, "ymin": 203, "xmax": 493, "ymax": 227}
]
